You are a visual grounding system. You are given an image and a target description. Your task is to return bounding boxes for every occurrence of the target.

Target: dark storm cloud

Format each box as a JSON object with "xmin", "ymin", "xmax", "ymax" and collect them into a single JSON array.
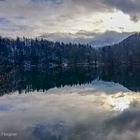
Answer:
[{"xmin": 103, "ymin": 0, "xmax": 138, "ymax": 13}]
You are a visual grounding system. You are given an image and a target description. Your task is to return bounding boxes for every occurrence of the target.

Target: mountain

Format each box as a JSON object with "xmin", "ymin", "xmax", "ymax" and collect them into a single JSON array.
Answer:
[
  {"xmin": 119, "ymin": 33, "xmax": 140, "ymax": 45},
  {"xmin": 98, "ymin": 33, "xmax": 140, "ymax": 64}
]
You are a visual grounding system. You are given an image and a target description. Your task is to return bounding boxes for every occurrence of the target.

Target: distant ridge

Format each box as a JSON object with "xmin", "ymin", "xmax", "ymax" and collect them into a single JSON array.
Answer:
[
  {"xmin": 100, "ymin": 33, "xmax": 140, "ymax": 65},
  {"xmin": 121, "ymin": 33, "xmax": 140, "ymax": 42}
]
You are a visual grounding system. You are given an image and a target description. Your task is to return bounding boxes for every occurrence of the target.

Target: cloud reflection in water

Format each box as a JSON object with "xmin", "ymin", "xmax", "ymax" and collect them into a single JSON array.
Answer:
[{"xmin": 0, "ymin": 81, "xmax": 140, "ymax": 140}]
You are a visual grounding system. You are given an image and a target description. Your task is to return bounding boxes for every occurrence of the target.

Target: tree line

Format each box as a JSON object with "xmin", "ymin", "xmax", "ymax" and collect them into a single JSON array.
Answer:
[
  {"xmin": 0, "ymin": 37, "xmax": 97, "ymax": 68},
  {"xmin": 0, "ymin": 33, "xmax": 140, "ymax": 68}
]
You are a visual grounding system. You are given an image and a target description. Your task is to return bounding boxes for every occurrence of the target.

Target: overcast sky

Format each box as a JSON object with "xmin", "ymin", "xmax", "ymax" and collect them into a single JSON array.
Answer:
[{"xmin": 0, "ymin": 0, "xmax": 139, "ymax": 43}]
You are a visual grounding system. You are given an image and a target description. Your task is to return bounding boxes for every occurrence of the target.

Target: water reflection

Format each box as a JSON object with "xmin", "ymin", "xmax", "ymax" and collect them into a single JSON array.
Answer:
[
  {"xmin": 0, "ymin": 65, "xmax": 140, "ymax": 95},
  {"xmin": 0, "ymin": 82, "xmax": 139, "ymax": 140}
]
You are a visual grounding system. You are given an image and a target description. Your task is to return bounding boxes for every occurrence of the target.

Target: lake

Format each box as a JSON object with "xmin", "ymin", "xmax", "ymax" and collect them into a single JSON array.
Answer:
[
  {"xmin": 0, "ymin": 65, "xmax": 140, "ymax": 140},
  {"xmin": 1, "ymin": 65, "xmax": 140, "ymax": 94}
]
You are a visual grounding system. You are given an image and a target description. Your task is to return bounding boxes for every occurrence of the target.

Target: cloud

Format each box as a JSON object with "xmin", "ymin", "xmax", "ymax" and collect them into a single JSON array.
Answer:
[
  {"xmin": 65, "ymin": 0, "xmax": 140, "ymax": 22},
  {"xmin": 103, "ymin": 0, "xmax": 140, "ymax": 22},
  {"xmin": 106, "ymin": 110, "xmax": 140, "ymax": 132},
  {"xmin": 0, "ymin": 17, "xmax": 10, "ymax": 25},
  {"xmin": 32, "ymin": 0, "xmax": 63, "ymax": 5},
  {"xmin": 0, "ymin": 0, "xmax": 139, "ymax": 38}
]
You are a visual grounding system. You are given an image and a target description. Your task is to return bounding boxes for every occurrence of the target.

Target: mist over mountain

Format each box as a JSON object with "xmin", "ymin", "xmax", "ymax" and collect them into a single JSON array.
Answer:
[{"xmin": 40, "ymin": 31, "xmax": 132, "ymax": 47}]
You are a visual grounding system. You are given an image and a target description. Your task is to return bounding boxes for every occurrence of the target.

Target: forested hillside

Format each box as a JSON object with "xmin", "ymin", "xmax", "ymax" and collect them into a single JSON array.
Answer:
[
  {"xmin": 99, "ymin": 33, "xmax": 140, "ymax": 64},
  {"xmin": 0, "ymin": 37, "xmax": 96, "ymax": 68},
  {"xmin": 1, "ymin": 33, "xmax": 140, "ymax": 68}
]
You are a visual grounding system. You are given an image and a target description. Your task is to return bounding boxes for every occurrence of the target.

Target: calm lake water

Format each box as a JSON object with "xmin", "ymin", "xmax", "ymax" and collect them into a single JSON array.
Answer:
[
  {"xmin": 0, "ymin": 65, "xmax": 140, "ymax": 140},
  {"xmin": 0, "ymin": 65, "xmax": 140, "ymax": 95}
]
